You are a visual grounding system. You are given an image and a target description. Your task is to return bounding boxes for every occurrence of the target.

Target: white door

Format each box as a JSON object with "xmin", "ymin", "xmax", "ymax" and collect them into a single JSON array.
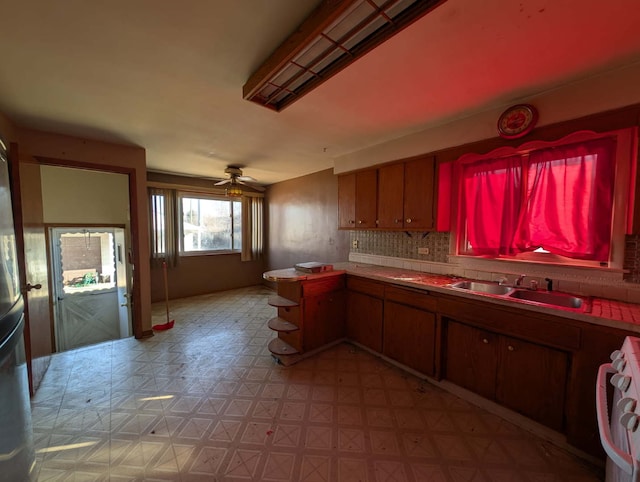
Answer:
[{"xmin": 50, "ymin": 227, "xmax": 131, "ymax": 352}]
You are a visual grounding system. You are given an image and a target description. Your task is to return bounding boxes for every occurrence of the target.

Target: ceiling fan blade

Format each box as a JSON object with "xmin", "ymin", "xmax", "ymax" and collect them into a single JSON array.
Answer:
[
  {"xmin": 214, "ymin": 179, "xmax": 231, "ymax": 186},
  {"xmin": 237, "ymin": 175, "xmax": 257, "ymax": 182},
  {"xmin": 237, "ymin": 180, "xmax": 265, "ymax": 192}
]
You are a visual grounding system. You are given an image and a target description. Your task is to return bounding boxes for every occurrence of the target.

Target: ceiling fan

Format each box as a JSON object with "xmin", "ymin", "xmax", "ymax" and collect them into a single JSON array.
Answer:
[{"xmin": 214, "ymin": 166, "xmax": 265, "ymax": 195}]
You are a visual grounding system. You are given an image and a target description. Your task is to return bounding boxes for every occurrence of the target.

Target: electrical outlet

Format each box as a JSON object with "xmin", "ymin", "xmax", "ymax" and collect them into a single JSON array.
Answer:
[
  {"xmin": 352, "ymin": 239, "xmax": 359, "ymax": 248},
  {"xmin": 418, "ymin": 247, "xmax": 430, "ymax": 255}
]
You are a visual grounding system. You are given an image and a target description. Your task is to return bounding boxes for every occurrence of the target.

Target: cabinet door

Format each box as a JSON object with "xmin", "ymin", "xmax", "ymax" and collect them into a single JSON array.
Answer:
[
  {"xmin": 347, "ymin": 291, "xmax": 383, "ymax": 352},
  {"xmin": 304, "ymin": 290, "xmax": 346, "ymax": 352},
  {"xmin": 338, "ymin": 173, "xmax": 356, "ymax": 228},
  {"xmin": 496, "ymin": 336, "xmax": 568, "ymax": 432},
  {"xmin": 355, "ymin": 170, "xmax": 377, "ymax": 228},
  {"xmin": 377, "ymin": 163, "xmax": 404, "ymax": 229},
  {"xmin": 383, "ymin": 301, "xmax": 436, "ymax": 376},
  {"xmin": 444, "ymin": 320, "xmax": 498, "ymax": 400},
  {"xmin": 403, "ymin": 156, "xmax": 435, "ymax": 230}
]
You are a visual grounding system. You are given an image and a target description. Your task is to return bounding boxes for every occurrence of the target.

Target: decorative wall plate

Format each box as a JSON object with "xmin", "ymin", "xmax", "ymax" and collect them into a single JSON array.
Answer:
[{"xmin": 497, "ymin": 104, "xmax": 538, "ymax": 139}]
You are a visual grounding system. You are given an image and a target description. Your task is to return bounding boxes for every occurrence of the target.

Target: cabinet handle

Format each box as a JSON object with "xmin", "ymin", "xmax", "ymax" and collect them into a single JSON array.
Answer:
[
  {"xmin": 507, "ymin": 345, "xmax": 515, "ymax": 351},
  {"xmin": 349, "ymin": 220, "xmax": 355, "ymax": 224},
  {"xmin": 406, "ymin": 218, "xmax": 412, "ymax": 224},
  {"xmin": 394, "ymin": 219, "xmax": 401, "ymax": 224},
  {"xmin": 482, "ymin": 338, "xmax": 489, "ymax": 344},
  {"xmin": 358, "ymin": 220, "xmax": 364, "ymax": 224}
]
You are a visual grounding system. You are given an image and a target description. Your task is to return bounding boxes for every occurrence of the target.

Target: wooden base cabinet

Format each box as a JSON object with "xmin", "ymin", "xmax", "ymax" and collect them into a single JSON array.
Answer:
[
  {"xmin": 445, "ymin": 321, "xmax": 497, "ymax": 400},
  {"xmin": 267, "ymin": 273, "xmax": 346, "ymax": 362},
  {"xmin": 347, "ymin": 291, "xmax": 383, "ymax": 352},
  {"xmin": 383, "ymin": 285, "xmax": 438, "ymax": 377},
  {"xmin": 304, "ymin": 289, "xmax": 346, "ymax": 352},
  {"xmin": 444, "ymin": 319, "xmax": 568, "ymax": 432},
  {"xmin": 384, "ymin": 301, "xmax": 436, "ymax": 376},
  {"xmin": 346, "ymin": 276, "xmax": 384, "ymax": 352}
]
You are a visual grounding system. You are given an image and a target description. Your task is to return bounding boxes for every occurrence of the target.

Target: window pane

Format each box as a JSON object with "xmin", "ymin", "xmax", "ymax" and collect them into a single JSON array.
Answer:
[
  {"xmin": 60, "ymin": 232, "xmax": 116, "ymax": 293},
  {"xmin": 233, "ymin": 201, "xmax": 242, "ymax": 250},
  {"xmin": 182, "ymin": 197, "xmax": 234, "ymax": 252},
  {"xmin": 151, "ymin": 194, "xmax": 165, "ymax": 255}
]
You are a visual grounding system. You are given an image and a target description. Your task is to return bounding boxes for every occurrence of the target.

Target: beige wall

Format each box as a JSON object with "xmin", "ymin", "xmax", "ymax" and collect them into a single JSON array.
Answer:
[
  {"xmin": 152, "ymin": 255, "xmax": 265, "ymax": 302},
  {"xmin": 335, "ymin": 62, "xmax": 640, "ymax": 171},
  {"xmin": 16, "ymin": 128, "xmax": 152, "ymax": 336},
  {"xmin": 40, "ymin": 165, "xmax": 129, "ymax": 224},
  {"xmin": 266, "ymin": 168, "xmax": 350, "ymax": 272}
]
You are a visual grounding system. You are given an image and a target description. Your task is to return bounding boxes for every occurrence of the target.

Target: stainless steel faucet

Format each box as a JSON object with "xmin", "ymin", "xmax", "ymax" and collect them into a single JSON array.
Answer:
[{"xmin": 515, "ymin": 274, "xmax": 526, "ymax": 287}]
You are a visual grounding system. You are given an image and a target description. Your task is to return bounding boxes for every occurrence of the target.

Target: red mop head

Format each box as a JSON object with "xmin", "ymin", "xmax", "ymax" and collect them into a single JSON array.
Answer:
[{"xmin": 152, "ymin": 319, "xmax": 174, "ymax": 331}]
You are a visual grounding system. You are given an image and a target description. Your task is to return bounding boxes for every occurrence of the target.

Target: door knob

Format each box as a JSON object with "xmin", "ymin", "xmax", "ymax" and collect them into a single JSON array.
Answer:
[{"xmin": 26, "ymin": 283, "xmax": 42, "ymax": 292}]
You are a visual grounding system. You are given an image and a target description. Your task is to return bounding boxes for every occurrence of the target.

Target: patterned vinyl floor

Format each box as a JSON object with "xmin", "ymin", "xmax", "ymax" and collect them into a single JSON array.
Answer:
[{"xmin": 30, "ymin": 285, "xmax": 603, "ymax": 481}]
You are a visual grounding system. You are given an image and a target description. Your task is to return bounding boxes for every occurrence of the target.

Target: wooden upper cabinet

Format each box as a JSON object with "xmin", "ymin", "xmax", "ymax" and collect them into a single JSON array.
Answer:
[
  {"xmin": 377, "ymin": 163, "xmax": 404, "ymax": 229},
  {"xmin": 404, "ymin": 156, "xmax": 435, "ymax": 230},
  {"xmin": 377, "ymin": 155, "xmax": 436, "ymax": 230},
  {"xmin": 338, "ymin": 170, "xmax": 377, "ymax": 229},
  {"xmin": 338, "ymin": 173, "xmax": 356, "ymax": 228}
]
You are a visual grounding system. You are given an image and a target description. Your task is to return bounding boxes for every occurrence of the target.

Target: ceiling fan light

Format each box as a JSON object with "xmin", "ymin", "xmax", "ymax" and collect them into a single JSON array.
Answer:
[{"xmin": 226, "ymin": 185, "xmax": 243, "ymax": 197}]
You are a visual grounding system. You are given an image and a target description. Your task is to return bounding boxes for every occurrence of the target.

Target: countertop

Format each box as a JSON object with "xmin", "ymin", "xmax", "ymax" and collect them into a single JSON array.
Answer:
[
  {"xmin": 263, "ymin": 267, "xmax": 346, "ymax": 282},
  {"xmin": 331, "ymin": 262, "xmax": 640, "ymax": 333}
]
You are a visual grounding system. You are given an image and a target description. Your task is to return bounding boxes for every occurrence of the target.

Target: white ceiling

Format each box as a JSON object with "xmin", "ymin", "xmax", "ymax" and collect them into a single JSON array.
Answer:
[{"xmin": 1, "ymin": 0, "xmax": 640, "ymax": 186}]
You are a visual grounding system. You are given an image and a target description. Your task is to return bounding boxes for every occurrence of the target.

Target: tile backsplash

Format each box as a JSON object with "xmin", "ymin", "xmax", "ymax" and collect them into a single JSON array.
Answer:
[
  {"xmin": 349, "ymin": 230, "xmax": 640, "ymax": 303},
  {"xmin": 625, "ymin": 234, "xmax": 640, "ymax": 283},
  {"xmin": 349, "ymin": 230, "xmax": 450, "ymax": 263}
]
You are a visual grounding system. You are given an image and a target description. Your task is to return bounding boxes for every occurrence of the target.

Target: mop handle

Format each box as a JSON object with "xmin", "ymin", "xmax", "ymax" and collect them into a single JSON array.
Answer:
[{"xmin": 163, "ymin": 261, "xmax": 170, "ymax": 323}]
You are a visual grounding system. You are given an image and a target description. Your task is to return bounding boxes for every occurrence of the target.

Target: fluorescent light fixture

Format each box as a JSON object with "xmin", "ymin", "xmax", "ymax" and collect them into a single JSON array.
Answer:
[{"xmin": 243, "ymin": 0, "xmax": 447, "ymax": 111}]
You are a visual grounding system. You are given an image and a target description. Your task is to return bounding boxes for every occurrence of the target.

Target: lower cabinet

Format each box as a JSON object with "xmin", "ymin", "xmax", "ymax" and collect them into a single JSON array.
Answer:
[
  {"xmin": 445, "ymin": 321, "xmax": 497, "ymax": 400},
  {"xmin": 346, "ymin": 276, "xmax": 384, "ymax": 352},
  {"xmin": 347, "ymin": 290, "xmax": 383, "ymax": 352},
  {"xmin": 445, "ymin": 319, "xmax": 568, "ymax": 431},
  {"xmin": 383, "ymin": 300, "xmax": 436, "ymax": 376},
  {"xmin": 304, "ymin": 290, "xmax": 346, "ymax": 352}
]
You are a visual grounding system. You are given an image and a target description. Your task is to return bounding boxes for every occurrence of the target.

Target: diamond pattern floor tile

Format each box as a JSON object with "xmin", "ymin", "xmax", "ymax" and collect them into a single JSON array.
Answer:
[{"xmin": 30, "ymin": 285, "xmax": 604, "ymax": 481}]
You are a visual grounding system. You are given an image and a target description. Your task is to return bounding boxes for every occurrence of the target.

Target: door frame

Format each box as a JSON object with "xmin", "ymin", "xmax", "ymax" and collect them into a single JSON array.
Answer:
[{"xmin": 33, "ymin": 156, "xmax": 145, "ymax": 341}]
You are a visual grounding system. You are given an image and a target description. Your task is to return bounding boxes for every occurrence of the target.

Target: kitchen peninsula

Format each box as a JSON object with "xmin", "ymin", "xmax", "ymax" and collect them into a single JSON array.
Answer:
[{"xmin": 263, "ymin": 266, "xmax": 346, "ymax": 365}]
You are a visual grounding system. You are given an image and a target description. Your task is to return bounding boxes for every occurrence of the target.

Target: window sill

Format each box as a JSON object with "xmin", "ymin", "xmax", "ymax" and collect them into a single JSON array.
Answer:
[
  {"xmin": 180, "ymin": 250, "xmax": 241, "ymax": 257},
  {"xmin": 449, "ymin": 255, "xmax": 628, "ymax": 284}
]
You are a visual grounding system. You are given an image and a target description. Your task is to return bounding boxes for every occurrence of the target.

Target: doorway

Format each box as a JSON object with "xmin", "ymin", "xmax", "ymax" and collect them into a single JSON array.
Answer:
[{"xmin": 50, "ymin": 227, "xmax": 131, "ymax": 352}]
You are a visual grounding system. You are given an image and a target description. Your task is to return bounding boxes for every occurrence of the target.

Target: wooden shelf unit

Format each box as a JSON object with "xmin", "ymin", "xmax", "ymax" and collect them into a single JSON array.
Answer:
[{"xmin": 265, "ymin": 272, "xmax": 346, "ymax": 364}]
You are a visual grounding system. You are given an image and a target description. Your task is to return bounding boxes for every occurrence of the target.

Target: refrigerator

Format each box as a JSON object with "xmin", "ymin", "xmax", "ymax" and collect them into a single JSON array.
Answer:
[{"xmin": 0, "ymin": 142, "xmax": 35, "ymax": 481}]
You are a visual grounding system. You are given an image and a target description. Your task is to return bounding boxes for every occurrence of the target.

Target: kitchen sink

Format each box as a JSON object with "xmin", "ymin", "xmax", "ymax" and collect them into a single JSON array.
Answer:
[
  {"xmin": 507, "ymin": 289, "xmax": 585, "ymax": 309},
  {"xmin": 449, "ymin": 280, "xmax": 514, "ymax": 295}
]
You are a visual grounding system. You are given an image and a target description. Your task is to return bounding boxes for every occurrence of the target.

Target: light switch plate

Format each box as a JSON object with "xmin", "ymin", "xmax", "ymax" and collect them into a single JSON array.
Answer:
[{"xmin": 418, "ymin": 247, "xmax": 430, "ymax": 255}]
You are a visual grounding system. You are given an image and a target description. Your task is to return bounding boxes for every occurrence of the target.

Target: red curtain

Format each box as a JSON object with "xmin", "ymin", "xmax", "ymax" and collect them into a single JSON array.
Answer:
[
  {"xmin": 514, "ymin": 138, "xmax": 616, "ymax": 260},
  {"xmin": 462, "ymin": 156, "xmax": 523, "ymax": 255}
]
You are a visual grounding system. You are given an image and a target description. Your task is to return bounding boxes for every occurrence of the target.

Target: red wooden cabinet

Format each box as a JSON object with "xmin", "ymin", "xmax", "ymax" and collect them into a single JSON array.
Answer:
[
  {"xmin": 444, "ymin": 317, "xmax": 568, "ymax": 431},
  {"xmin": 338, "ymin": 170, "xmax": 377, "ymax": 229},
  {"xmin": 377, "ymin": 163, "xmax": 404, "ymax": 229},
  {"xmin": 376, "ymin": 155, "xmax": 437, "ymax": 230},
  {"xmin": 346, "ymin": 276, "xmax": 384, "ymax": 352}
]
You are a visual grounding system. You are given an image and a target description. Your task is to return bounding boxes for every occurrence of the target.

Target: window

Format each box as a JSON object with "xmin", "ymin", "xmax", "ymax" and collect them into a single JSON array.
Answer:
[
  {"xmin": 150, "ymin": 193, "xmax": 166, "ymax": 255},
  {"xmin": 149, "ymin": 188, "xmax": 178, "ymax": 266},
  {"xmin": 180, "ymin": 195, "xmax": 241, "ymax": 253},
  {"xmin": 148, "ymin": 187, "xmax": 264, "ymax": 262},
  {"xmin": 456, "ymin": 129, "xmax": 637, "ymax": 267}
]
